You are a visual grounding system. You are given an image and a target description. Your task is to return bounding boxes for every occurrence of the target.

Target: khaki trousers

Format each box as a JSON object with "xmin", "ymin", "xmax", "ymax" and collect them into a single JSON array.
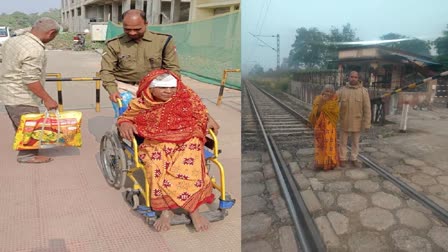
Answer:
[{"xmin": 339, "ymin": 131, "xmax": 361, "ymax": 161}]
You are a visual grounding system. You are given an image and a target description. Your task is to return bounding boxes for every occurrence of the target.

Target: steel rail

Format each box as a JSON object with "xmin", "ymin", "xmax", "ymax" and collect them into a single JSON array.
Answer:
[
  {"xmin": 251, "ymin": 81, "xmax": 448, "ymax": 226},
  {"xmin": 358, "ymin": 153, "xmax": 448, "ymax": 225},
  {"xmin": 245, "ymin": 81, "xmax": 326, "ymax": 252}
]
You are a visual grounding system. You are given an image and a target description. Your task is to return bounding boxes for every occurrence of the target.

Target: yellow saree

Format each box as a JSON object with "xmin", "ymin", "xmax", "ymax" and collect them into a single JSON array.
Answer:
[{"xmin": 309, "ymin": 95, "xmax": 340, "ymax": 170}]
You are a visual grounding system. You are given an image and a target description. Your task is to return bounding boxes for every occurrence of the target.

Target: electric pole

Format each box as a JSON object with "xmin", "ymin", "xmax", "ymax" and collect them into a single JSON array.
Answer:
[{"xmin": 276, "ymin": 34, "xmax": 280, "ymax": 70}]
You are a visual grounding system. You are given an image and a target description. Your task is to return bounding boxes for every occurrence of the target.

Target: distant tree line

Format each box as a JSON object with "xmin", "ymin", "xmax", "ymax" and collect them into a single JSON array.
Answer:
[
  {"xmin": 0, "ymin": 9, "xmax": 61, "ymax": 30},
  {"xmin": 286, "ymin": 23, "xmax": 448, "ymax": 70}
]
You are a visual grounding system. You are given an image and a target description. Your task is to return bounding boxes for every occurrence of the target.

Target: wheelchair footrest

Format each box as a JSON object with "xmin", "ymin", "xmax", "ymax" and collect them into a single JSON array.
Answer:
[
  {"xmin": 219, "ymin": 198, "xmax": 236, "ymax": 209},
  {"xmin": 169, "ymin": 210, "xmax": 228, "ymax": 225},
  {"xmin": 202, "ymin": 209, "xmax": 227, "ymax": 222},
  {"xmin": 135, "ymin": 205, "xmax": 156, "ymax": 218},
  {"xmin": 138, "ymin": 209, "xmax": 230, "ymax": 226}
]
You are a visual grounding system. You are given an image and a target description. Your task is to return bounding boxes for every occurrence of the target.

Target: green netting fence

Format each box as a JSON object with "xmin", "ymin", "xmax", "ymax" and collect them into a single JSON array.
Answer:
[{"xmin": 106, "ymin": 11, "xmax": 241, "ymax": 89}]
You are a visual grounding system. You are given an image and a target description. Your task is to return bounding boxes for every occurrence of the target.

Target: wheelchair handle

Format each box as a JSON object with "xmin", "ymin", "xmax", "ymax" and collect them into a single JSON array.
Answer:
[
  {"xmin": 208, "ymin": 128, "xmax": 219, "ymax": 157},
  {"xmin": 132, "ymin": 137, "xmax": 139, "ymax": 165}
]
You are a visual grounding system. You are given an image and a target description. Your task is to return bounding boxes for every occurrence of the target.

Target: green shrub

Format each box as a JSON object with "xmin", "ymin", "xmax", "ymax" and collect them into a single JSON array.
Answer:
[{"xmin": 46, "ymin": 32, "xmax": 106, "ymax": 51}]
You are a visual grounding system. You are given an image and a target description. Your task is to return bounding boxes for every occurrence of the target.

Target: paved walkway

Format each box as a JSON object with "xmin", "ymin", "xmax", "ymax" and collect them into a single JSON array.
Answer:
[
  {"xmin": 366, "ymin": 107, "xmax": 448, "ymax": 211},
  {"xmin": 242, "ymin": 91, "xmax": 448, "ymax": 251},
  {"xmin": 0, "ymin": 51, "xmax": 241, "ymax": 252}
]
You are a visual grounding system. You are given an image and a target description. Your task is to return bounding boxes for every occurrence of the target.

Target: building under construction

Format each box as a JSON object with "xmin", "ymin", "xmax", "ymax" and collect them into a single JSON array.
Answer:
[{"xmin": 60, "ymin": 0, "xmax": 240, "ymax": 32}]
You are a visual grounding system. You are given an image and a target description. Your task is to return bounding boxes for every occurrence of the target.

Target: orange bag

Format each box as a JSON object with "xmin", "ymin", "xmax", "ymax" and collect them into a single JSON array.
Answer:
[{"xmin": 13, "ymin": 110, "xmax": 82, "ymax": 150}]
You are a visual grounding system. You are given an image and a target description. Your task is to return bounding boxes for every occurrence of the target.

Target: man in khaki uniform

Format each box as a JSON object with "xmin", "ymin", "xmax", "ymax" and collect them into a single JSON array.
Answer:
[
  {"xmin": 100, "ymin": 9, "xmax": 180, "ymax": 102},
  {"xmin": 100, "ymin": 9, "xmax": 220, "ymax": 133},
  {"xmin": 337, "ymin": 71, "xmax": 371, "ymax": 168}
]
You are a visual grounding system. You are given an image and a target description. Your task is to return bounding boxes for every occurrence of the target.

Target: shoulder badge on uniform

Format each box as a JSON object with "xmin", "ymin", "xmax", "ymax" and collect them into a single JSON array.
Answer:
[
  {"xmin": 162, "ymin": 35, "xmax": 173, "ymax": 56},
  {"xmin": 152, "ymin": 31, "xmax": 171, "ymax": 37}
]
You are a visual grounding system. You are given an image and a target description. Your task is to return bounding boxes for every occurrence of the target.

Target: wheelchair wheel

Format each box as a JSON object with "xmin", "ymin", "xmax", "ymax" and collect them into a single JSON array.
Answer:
[
  {"xmin": 100, "ymin": 131, "xmax": 127, "ymax": 189},
  {"xmin": 146, "ymin": 216, "xmax": 156, "ymax": 226},
  {"xmin": 125, "ymin": 188, "xmax": 140, "ymax": 210}
]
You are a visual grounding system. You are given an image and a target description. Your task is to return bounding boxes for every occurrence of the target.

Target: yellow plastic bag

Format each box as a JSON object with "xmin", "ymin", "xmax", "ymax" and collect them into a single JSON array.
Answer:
[{"xmin": 13, "ymin": 110, "xmax": 82, "ymax": 150}]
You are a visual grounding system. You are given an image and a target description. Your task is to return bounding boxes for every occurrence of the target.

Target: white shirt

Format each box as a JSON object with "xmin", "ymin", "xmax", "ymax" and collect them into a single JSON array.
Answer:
[{"xmin": 0, "ymin": 32, "xmax": 47, "ymax": 106}]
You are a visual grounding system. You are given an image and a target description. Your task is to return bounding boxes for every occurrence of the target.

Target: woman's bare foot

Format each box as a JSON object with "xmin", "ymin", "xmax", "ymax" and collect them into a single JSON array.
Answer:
[
  {"xmin": 190, "ymin": 209, "xmax": 209, "ymax": 232},
  {"xmin": 154, "ymin": 210, "xmax": 172, "ymax": 232}
]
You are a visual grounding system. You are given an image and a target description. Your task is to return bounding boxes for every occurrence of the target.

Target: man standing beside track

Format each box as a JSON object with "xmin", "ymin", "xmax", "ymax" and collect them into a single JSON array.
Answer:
[
  {"xmin": 100, "ymin": 9, "xmax": 220, "ymax": 133},
  {"xmin": 337, "ymin": 71, "xmax": 371, "ymax": 168},
  {"xmin": 0, "ymin": 17, "xmax": 60, "ymax": 164}
]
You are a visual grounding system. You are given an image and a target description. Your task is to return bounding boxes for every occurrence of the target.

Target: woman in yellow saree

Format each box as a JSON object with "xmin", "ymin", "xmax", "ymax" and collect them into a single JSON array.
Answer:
[
  {"xmin": 308, "ymin": 85, "xmax": 340, "ymax": 170},
  {"xmin": 117, "ymin": 69, "xmax": 214, "ymax": 232}
]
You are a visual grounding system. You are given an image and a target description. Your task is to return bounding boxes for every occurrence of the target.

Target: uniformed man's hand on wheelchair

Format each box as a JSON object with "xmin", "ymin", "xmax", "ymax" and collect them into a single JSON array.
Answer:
[
  {"xmin": 109, "ymin": 92, "xmax": 121, "ymax": 103},
  {"xmin": 118, "ymin": 122, "xmax": 138, "ymax": 141}
]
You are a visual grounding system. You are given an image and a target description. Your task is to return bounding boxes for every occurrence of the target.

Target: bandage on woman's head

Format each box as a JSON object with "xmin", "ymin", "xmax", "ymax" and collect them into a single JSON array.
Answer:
[
  {"xmin": 136, "ymin": 69, "xmax": 181, "ymax": 98},
  {"xmin": 149, "ymin": 73, "xmax": 178, "ymax": 88}
]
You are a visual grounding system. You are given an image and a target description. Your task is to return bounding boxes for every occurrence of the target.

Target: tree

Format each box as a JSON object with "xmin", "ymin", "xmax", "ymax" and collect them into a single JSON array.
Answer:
[
  {"xmin": 288, "ymin": 24, "xmax": 359, "ymax": 70},
  {"xmin": 288, "ymin": 27, "xmax": 328, "ymax": 69},
  {"xmin": 0, "ymin": 9, "xmax": 61, "ymax": 30},
  {"xmin": 326, "ymin": 23, "xmax": 358, "ymax": 67},
  {"xmin": 434, "ymin": 25, "xmax": 448, "ymax": 67},
  {"xmin": 40, "ymin": 8, "xmax": 61, "ymax": 22},
  {"xmin": 249, "ymin": 64, "xmax": 264, "ymax": 76},
  {"xmin": 0, "ymin": 12, "xmax": 35, "ymax": 29},
  {"xmin": 380, "ymin": 33, "xmax": 431, "ymax": 56},
  {"xmin": 328, "ymin": 23, "xmax": 358, "ymax": 43}
]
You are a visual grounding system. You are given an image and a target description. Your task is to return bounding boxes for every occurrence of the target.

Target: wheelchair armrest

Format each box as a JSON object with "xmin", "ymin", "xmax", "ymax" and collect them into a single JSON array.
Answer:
[
  {"xmin": 205, "ymin": 136, "xmax": 222, "ymax": 154},
  {"xmin": 205, "ymin": 137, "xmax": 214, "ymax": 150},
  {"xmin": 135, "ymin": 134, "xmax": 144, "ymax": 145}
]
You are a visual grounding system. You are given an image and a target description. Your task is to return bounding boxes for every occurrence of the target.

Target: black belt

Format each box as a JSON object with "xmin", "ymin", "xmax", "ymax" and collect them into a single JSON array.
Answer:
[{"xmin": 118, "ymin": 80, "xmax": 138, "ymax": 85}]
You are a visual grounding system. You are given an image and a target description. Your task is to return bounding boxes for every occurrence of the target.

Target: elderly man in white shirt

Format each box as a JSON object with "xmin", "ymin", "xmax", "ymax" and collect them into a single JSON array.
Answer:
[{"xmin": 0, "ymin": 17, "xmax": 59, "ymax": 164}]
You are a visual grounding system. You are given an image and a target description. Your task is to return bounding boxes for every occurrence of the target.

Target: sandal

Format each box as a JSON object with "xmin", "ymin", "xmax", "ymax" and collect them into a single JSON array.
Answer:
[{"xmin": 17, "ymin": 155, "xmax": 53, "ymax": 164}]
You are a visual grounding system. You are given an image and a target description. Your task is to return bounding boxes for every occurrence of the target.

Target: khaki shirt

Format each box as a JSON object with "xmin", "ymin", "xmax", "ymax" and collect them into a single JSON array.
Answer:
[
  {"xmin": 337, "ymin": 82, "xmax": 371, "ymax": 132},
  {"xmin": 0, "ymin": 33, "xmax": 46, "ymax": 106},
  {"xmin": 100, "ymin": 31, "xmax": 180, "ymax": 94}
]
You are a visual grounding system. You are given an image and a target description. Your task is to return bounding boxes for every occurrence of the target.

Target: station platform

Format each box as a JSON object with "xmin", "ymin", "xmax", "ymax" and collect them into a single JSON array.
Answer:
[{"xmin": 0, "ymin": 51, "xmax": 241, "ymax": 252}]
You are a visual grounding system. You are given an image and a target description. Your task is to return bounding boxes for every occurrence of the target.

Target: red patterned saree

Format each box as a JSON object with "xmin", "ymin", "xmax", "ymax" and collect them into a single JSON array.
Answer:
[{"xmin": 117, "ymin": 69, "xmax": 214, "ymax": 212}]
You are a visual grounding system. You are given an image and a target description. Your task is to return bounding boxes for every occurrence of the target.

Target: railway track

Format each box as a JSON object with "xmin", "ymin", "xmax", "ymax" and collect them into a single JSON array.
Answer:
[
  {"xmin": 244, "ymin": 80, "xmax": 324, "ymax": 252},
  {"xmin": 242, "ymin": 79, "xmax": 448, "ymax": 251}
]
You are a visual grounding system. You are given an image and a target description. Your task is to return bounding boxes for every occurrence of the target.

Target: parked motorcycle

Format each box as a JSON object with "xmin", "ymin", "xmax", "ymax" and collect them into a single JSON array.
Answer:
[{"xmin": 73, "ymin": 33, "xmax": 86, "ymax": 51}]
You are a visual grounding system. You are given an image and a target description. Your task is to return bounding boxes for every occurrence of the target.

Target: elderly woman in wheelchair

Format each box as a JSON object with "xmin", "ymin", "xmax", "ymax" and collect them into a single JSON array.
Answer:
[{"xmin": 100, "ymin": 69, "xmax": 234, "ymax": 232}]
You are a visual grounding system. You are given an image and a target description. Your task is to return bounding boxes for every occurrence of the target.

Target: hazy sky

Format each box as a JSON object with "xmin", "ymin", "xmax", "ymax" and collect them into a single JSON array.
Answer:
[
  {"xmin": 242, "ymin": 0, "xmax": 448, "ymax": 71},
  {"xmin": 2, "ymin": 0, "xmax": 60, "ymax": 14}
]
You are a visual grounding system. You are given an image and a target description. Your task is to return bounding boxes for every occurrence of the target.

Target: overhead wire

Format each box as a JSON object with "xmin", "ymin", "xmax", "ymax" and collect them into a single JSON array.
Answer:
[
  {"xmin": 254, "ymin": 0, "xmax": 268, "ymax": 36},
  {"xmin": 257, "ymin": 0, "xmax": 272, "ymax": 35},
  {"xmin": 247, "ymin": 0, "xmax": 269, "ymax": 71}
]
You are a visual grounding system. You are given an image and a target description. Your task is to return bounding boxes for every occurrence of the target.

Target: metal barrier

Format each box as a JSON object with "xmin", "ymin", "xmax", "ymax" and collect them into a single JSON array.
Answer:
[
  {"xmin": 216, "ymin": 69, "xmax": 240, "ymax": 106},
  {"xmin": 46, "ymin": 73, "xmax": 102, "ymax": 112},
  {"xmin": 371, "ymin": 70, "xmax": 448, "ymax": 124},
  {"xmin": 46, "ymin": 73, "xmax": 64, "ymax": 112},
  {"xmin": 371, "ymin": 99, "xmax": 386, "ymax": 125}
]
